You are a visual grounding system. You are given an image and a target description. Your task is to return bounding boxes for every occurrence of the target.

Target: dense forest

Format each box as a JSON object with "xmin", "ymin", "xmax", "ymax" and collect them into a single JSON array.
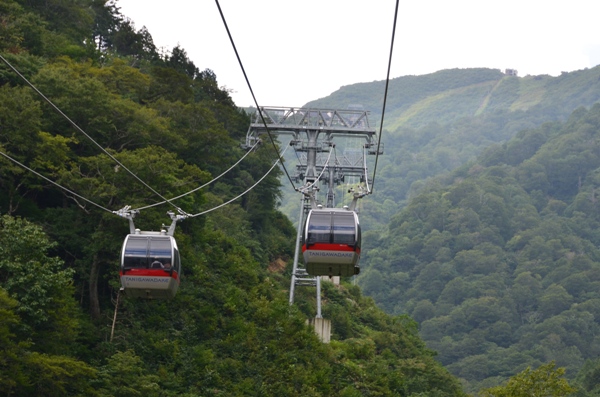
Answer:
[
  {"xmin": 305, "ymin": 65, "xmax": 600, "ymax": 232},
  {"xmin": 0, "ymin": 0, "xmax": 471, "ymax": 396},
  {"xmin": 299, "ymin": 18, "xmax": 600, "ymax": 395},
  {"xmin": 301, "ymin": 36, "xmax": 600, "ymax": 396},
  {"xmin": 361, "ymin": 104, "xmax": 600, "ymax": 393}
]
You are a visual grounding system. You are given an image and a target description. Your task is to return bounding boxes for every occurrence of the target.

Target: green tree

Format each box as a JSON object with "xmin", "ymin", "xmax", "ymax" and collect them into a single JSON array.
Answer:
[
  {"xmin": 481, "ymin": 361, "xmax": 575, "ymax": 397},
  {"xmin": 538, "ymin": 284, "xmax": 573, "ymax": 318},
  {"xmin": 96, "ymin": 350, "xmax": 161, "ymax": 397},
  {"xmin": 0, "ymin": 214, "xmax": 80, "ymax": 354},
  {"xmin": 23, "ymin": 352, "xmax": 97, "ymax": 397},
  {"xmin": 0, "ymin": 0, "xmax": 48, "ymax": 55},
  {"xmin": 0, "ymin": 287, "xmax": 27, "ymax": 394},
  {"xmin": 575, "ymin": 358, "xmax": 600, "ymax": 396},
  {"xmin": 0, "ymin": 285, "xmax": 96, "ymax": 396}
]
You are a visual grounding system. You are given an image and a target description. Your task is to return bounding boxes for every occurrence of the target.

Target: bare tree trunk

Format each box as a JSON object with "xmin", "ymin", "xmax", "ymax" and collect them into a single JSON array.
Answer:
[
  {"xmin": 89, "ymin": 253, "xmax": 101, "ymax": 320},
  {"xmin": 110, "ymin": 289, "xmax": 120, "ymax": 342}
]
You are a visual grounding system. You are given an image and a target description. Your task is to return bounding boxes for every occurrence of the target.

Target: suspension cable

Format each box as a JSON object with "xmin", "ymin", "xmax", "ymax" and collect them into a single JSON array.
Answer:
[
  {"xmin": 0, "ymin": 54, "xmax": 188, "ymax": 216},
  {"xmin": 131, "ymin": 139, "xmax": 260, "ymax": 212},
  {"xmin": 1, "ymin": 55, "xmax": 287, "ymax": 219},
  {"xmin": 2, "ymin": 0, "xmax": 399, "ymax": 219},
  {"xmin": 297, "ymin": 145, "xmax": 335, "ymax": 195},
  {"xmin": 1, "ymin": 138, "xmax": 276, "ymax": 219},
  {"xmin": 187, "ymin": 141, "xmax": 291, "ymax": 218},
  {"xmin": 214, "ymin": 0, "xmax": 298, "ymax": 191},
  {"xmin": 0, "ymin": 149, "xmax": 114, "ymax": 214},
  {"xmin": 370, "ymin": 0, "xmax": 399, "ymax": 193},
  {"xmin": 363, "ymin": 145, "xmax": 372, "ymax": 194}
]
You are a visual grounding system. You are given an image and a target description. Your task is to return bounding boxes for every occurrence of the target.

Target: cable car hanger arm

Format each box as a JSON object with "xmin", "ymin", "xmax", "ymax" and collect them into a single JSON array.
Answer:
[{"xmin": 114, "ymin": 206, "xmax": 186, "ymax": 236}]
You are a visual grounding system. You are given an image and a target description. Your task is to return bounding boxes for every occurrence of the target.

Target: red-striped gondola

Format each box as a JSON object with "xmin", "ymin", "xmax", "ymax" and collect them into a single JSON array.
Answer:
[
  {"xmin": 120, "ymin": 231, "xmax": 181, "ymax": 299},
  {"xmin": 118, "ymin": 210, "xmax": 184, "ymax": 299},
  {"xmin": 302, "ymin": 207, "xmax": 361, "ymax": 277}
]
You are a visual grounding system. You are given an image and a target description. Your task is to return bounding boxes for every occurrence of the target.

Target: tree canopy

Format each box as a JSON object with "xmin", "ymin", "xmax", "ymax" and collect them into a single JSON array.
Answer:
[
  {"xmin": 359, "ymin": 102, "xmax": 600, "ymax": 393},
  {"xmin": 0, "ymin": 0, "xmax": 466, "ymax": 395}
]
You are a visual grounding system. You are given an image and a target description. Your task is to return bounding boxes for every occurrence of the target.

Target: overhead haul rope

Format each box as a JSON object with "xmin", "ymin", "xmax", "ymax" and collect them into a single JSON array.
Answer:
[
  {"xmin": 187, "ymin": 141, "xmax": 292, "ymax": 218},
  {"xmin": 370, "ymin": 0, "xmax": 399, "ymax": 193},
  {"xmin": 297, "ymin": 145, "xmax": 335, "ymax": 195},
  {"xmin": 363, "ymin": 145, "xmax": 371, "ymax": 194},
  {"xmin": 0, "ymin": 54, "xmax": 268, "ymax": 218},
  {"xmin": 1, "ymin": 139, "xmax": 288, "ymax": 220},
  {"xmin": 0, "ymin": 149, "xmax": 114, "ymax": 214},
  {"xmin": 214, "ymin": 0, "xmax": 298, "ymax": 192},
  {"xmin": 0, "ymin": 54, "xmax": 189, "ymax": 216},
  {"xmin": 131, "ymin": 139, "xmax": 260, "ymax": 212}
]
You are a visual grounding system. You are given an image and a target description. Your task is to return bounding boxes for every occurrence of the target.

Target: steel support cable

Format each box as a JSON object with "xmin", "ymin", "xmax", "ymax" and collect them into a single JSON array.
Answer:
[
  {"xmin": 187, "ymin": 141, "xmax": 292, "ymax": 218},
  {"xmin": 291, "ymin": 144, "xmax": 305, "ymax": 185},
  {"xmin": 363, "ymin": 145, "xmax": 371, "ymax": 194},
  {"xmin": 0, "ymin": 149, "xmax": 114, "ymax": 214},
  {"xmin": 0, "ymin": 54, "xmax": 188, "ymax": 216},
  {"xmin": 298, "ymin": 145, "xmax": 335, "ymax": 195},
  {"xmin": 131, "ymin": 139, "xmax": 260, "ymax": 212},
  {"xmin": 214, "ymin": 0, "xmax": 298, "ymax": 192},
  {"xmin": 370, "ymin": 0, "xmax": 399, "ymax": 194}
]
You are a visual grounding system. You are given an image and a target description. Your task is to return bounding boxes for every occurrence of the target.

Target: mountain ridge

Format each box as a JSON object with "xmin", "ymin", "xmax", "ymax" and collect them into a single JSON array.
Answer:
[{"xmin": 306, "ymin": 66, "xmax": 600, "ymax": 131}]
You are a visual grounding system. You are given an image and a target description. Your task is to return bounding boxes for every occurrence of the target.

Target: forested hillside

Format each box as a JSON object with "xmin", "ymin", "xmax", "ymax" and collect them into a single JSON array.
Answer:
[
  {"xmin": 300, "ymin": 27, "xmax": 600, "ymax": 397},
  {"xmin": 0, "ymin": 0, "xmax": 467, "ymax": 395},
  {"xmin": 361, "ymin": 103, "xmax": 600, "ymax": 393},
  {"xmin": 303, "ymin": 66, "xmax": 600, "ymax": 232}
]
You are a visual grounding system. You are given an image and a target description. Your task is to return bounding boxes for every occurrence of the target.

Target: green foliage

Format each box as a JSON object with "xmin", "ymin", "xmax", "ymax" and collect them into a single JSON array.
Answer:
[
  {"xmin": 0, "ymin": 1, "xmax": 471, "ymax": 395},
  {"xmin": 23, "ymin": 352, "xmax": 98, "ymax": 397},
  {"xmin": 359, "ymin": 101, "xmax": 600, "ymax": 393},
  {"xmin": 0, "ymin": 0, "xmax": 48, "ymax": 55},
  {"xmin": 574, "ymin": 358, "xmax": 600, "ymax": 396},
  {"xmin": 480, "ymin": 362, "xmax": 575, "ymax": 397},
  {"xmin": 96, "ymin": 350, "xmax": 160, "ymax": 397},
  {"xmin": 0, "ymin": 214, "xmax": 80, "ymax": 354},
  {"xmin": 0, "ymin": 287, "xmax": 26, "ymax": 394},
  {"xmin": 0, "ymin": 266, "xmax": 95, "ymax": 396}
]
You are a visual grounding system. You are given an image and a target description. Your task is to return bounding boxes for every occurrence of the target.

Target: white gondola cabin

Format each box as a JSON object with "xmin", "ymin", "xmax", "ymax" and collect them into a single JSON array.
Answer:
[
  {"xmin": 302, "ymin": 208, "xmax": 361, "ymax": 277},
  {"xmin": 117, "ymin": 209, "xmax": 184, "ymax": 299},
  {"xmin": 120, "ymin": 231, "xmax": 181, "ymax": 299}
]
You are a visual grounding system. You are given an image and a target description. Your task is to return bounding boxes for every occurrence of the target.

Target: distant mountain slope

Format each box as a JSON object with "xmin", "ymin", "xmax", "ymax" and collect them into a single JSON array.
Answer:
[
  {"xmin": 358, "ymin": 96, "xmax": 600, "ymax": 394},
  {"xmin": 294, "ymin": 67, "xmax": 600, "ymax": 233},
  {"xmin": 296, "ymin": 65, "xmax": 600, "ymax": 395},
  {"xmin": 306, "ymin": 67, "xmax": 600, "ymax": 131}
]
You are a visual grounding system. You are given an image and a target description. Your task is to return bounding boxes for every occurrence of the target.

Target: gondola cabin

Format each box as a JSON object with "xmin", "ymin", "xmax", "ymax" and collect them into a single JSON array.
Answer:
[
  {"xmin": 119, "ymin": 230, "xmax": 181, "ymax": 299},
  {"xmin": 302, "ymin": 208, "xmax": 361, "ymax": 277}
]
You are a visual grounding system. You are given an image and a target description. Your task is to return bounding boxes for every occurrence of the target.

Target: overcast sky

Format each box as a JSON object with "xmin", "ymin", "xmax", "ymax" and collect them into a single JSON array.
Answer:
[{"xmin": 117, "ymin": 0, "xmax": 600, "ymax": 109}]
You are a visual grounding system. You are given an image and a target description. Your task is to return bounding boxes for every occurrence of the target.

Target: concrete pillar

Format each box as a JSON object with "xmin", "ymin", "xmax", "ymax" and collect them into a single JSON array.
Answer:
[
  {"xmin": 308, "ymin": 317, "xmax": 331, "ymax": 343},
  {"xmin": 321, "ymin": 275, "xmax": 340, "ymax": 285}
]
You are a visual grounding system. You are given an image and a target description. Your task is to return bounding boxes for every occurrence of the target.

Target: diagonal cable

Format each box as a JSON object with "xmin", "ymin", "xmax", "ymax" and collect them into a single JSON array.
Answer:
[
  {"xmin": 0, "ymin": 149, "xmax": 114, "ymax": 213},
  {"xmin": 370, "ymin": 0, "xmax": 399, "ymax": 193},
  {"xmin": 0, "ymin": 54, "xmax": 188, "ymax": 215},
  {"xmin": 132, "ymin": 139, "xmax": 260, "ymax": 211},
  {"xmin": 188, "ymin": 141, "xmax": 291, "ymax": 218},
  {"xmin": 298, "ymin": 145, "xmax": 335, "ymax": 195},
  {"xmin": 214, "ymin": 0, "xmax": 298, "ymax": 191}
]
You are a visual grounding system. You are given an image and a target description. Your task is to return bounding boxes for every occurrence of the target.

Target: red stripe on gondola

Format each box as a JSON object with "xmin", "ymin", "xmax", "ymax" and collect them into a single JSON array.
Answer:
[
  {"xmin": 120, "ymin": 269, "xmax": 179, "ymax": 280},
  {"xmin": 302, "ymin": 243, "xmax": 358, "ymax": 253}
]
